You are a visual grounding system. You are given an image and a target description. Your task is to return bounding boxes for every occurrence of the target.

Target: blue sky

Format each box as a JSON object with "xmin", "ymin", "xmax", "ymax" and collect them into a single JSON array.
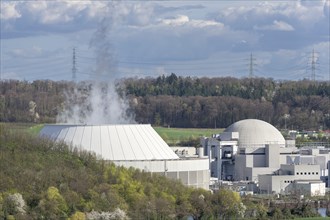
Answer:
[{"xmin": 1, "ymin": 0, "xmax": 329, "ymax": 81}]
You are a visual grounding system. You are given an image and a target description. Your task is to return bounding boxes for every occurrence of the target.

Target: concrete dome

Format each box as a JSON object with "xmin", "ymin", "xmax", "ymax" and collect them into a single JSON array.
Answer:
[
  {"xmin": 224, "ymin": 119, "xmax": 285, "ymax": 147},
  {"xmin": 39, "ymin": 124, "xmax": 179, "ymax": 161}
]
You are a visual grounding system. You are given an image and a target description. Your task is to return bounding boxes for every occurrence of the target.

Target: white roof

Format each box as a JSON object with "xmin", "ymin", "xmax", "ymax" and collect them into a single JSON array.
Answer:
[
  {"xmin": 40, "ymin": 124, "xmax": 179, "ymax": 161},
  {"xmin": 224, "ymin": 119, "xmax": 285, "ymax": 146}
]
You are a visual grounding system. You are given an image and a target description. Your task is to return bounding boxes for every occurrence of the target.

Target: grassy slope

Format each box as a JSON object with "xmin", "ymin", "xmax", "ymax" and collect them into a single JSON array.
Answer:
[
  {"xmin": 2, "ymin": 123, "xmax": 223, "ymax": 146},
  {"xmin": 0, "ymin": 123, "xmax": 44, "ymax": 136},
  {"xmin": 154, "ymin": 126, "xmax": 224, "ymax": 146}
]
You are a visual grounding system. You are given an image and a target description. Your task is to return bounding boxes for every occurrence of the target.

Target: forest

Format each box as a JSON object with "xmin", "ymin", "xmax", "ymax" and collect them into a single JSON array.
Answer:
[
  {"xmin": 0, "ymin": 75, "xmax": 329, "ymax": 130},
  {"xmin": 0, "ymin": 124, "xmax": 324, "ymax": 219}
]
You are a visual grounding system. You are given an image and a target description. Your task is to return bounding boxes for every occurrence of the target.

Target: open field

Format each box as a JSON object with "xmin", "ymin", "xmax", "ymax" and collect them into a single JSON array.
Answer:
[
  {"xmin": 0, "ymin": 123, "xmax": 43, "ymax": 136},
  {"xmin": 295, "ymin": 217, "xmax": 329, "ymax": 220},
  {"xmin": 1, "ymin": 123, "xmax": 223, "ymax": 146},
  {"xmin": 154, "ymin": 126, "xmax": 224, "ymax": 146}
]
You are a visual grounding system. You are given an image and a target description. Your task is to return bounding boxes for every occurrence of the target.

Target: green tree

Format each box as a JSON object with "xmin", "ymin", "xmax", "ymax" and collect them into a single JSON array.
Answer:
[
  {"xmin": 212, "ymin": 189, "xmax": 246, "ymax": 219},
  {"xmin": 37, "ymin": 186, "xmax": 69, "ymax": 219},
  {"xmin": 69, "ymin": 211, "xmax": 85, "ymax": 220}
]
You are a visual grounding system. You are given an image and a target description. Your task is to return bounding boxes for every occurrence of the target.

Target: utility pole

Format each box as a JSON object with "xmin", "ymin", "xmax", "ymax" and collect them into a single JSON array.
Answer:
[
  {"xmin": 72, "ymin": 47, "xmax": 77, "ymax": 81},
  {"xmin": 311, "ymin": 48, "xmax": 316, "ymax": 81},
  {"xmin": 307, "ymin": 48, "xmax": 319, "ymax": 82},
  {"xmin": 249, "ymin": 53, "xmax": 256, "ymax": 78}
]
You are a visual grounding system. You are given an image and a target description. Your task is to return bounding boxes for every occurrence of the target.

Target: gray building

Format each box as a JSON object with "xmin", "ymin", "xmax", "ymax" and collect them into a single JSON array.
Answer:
[
  {"xmin": 201, "ymin": 119, "xmax": 298, "ymax": 182},
  {"xmin": 40, "ymin": 124, "xmax": 210, "ymax": 190},
  {"xmin": 201, "ymin": 119, "xmax": 329, "ymax": 195},
  {"xmin": 259, "ymin": 164, "xmax": 325, "ymax": 196}
]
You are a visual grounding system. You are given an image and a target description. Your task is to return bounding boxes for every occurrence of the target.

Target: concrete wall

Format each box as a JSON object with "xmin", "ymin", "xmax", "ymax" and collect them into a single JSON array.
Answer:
[
  {"xmin": 114, "ymin": 158, "xmax": 210, "ymax": 190},
  {"xmin": 259, "ymin": 175, "xmax": 297, "ymax": 194},
  {"xmin": 234, "ymin": 155, "xmax": 247, "ymax": 180},
  {"xmin": 266, "ymin": 145, "xmax": 280, "ymax": 168},
  {"xmin": 258, "ymin": 175, "xmax": 272, "ymax": 194}
]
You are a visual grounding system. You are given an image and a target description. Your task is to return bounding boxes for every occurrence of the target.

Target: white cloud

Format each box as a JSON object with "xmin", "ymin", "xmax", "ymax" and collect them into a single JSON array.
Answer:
[
  {"xmin": 254, "ymin": 20, "xmax": 294, "ymax": 31},
  {"xmin": 215, "ymin": 1, "xmax": 326, "ymax": 30},
  {"xmin": 0, "ymin": 2, "xmax": 21, "ymax": 20},
  {"xmin": 160, "ymin": 15, "xmax": 223, "ymax": 28},
  {"xmin": 115, "ymin": 3, "xmax": 155, "ymax": 27},
  {"xmin": 161, "ymin": 15, "xmax": 189, "ymax": 26}
]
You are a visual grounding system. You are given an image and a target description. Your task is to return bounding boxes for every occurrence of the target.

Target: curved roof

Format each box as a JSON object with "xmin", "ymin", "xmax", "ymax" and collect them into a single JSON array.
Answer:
[
  {"xmin": 39, "ymin": 124, "xmax": 179, "ymax": 161},
  {"xmin": 224, "ymin": 119, "xmax": 285, "ymax": 147}
]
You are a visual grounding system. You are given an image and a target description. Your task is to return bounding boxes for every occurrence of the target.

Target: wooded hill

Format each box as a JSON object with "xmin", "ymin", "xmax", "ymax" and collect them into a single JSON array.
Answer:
[{"xmin": 1, "ymin": 75, "xmax": 329, "ymax": 130}]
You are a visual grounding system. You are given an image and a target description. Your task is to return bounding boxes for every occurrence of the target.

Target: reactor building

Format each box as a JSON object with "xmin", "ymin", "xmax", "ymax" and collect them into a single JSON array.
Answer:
[
  {"xmin": 200, "ymin": 119, "xmax": 329, "ymax": 196},
  {"xmin": 39, "ymin": 124, "xmax": 210, "ymax": 190}
]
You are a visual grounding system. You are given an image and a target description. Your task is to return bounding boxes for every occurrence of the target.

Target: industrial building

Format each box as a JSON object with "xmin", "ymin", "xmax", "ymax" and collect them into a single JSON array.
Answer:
[
  {"xmin": 258, "ymin": 164, "xmax": 325, "ymax": 196},
  {"xmin": 40, "ymin": 119, "xmax": 329, "ymax": 195},
  {"xmin": 40, "ymin": 124, "xmax": 210, "ymax": 190},
  {"xmin": 200, "ymin": 119, "xmax": 329, "ymax": 196}
]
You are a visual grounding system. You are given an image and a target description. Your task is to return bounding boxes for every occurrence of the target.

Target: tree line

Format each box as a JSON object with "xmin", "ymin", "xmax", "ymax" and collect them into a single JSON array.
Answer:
[
  {"xmin": 1, "ymin": 75, "xmax": 329, "ymax": 130},
  {"xmin": 123, "ymin": 74, "xmax": 329, "ymax": 129}
]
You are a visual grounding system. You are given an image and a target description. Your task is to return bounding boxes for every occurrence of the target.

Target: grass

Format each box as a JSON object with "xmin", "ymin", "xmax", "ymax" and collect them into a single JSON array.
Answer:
[
  {"xmin": 153, "ymin": 126, "xmax": 224, "ymax": 146},
  {"xmin": 0, "ymin": 123, "xmax": 44, "ymax": 136},
  {"xmin": 295, "ymin": 218, "xmax": 329, "ymax": 220},
  {"xmin": 1, "ymin": 123, "xmax": 222, "ymax": 146}
]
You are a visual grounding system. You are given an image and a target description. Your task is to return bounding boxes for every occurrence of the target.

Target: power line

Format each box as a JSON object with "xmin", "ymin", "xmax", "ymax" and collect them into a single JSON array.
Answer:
[{"xmin": 72, "ymin": 47, "xmax": 77, "ymax": 81}]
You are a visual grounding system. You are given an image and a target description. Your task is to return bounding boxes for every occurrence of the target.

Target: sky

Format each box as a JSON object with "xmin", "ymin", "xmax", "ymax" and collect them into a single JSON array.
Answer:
[{"xmin": 1, "ymin": 0, "xmax": 329, "ymax": 82}]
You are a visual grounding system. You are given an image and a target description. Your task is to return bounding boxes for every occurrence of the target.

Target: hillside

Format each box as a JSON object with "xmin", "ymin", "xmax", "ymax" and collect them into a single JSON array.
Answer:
[{"xmin": 0, "ymin": 124, "xmax": 243, "ymax": 219}]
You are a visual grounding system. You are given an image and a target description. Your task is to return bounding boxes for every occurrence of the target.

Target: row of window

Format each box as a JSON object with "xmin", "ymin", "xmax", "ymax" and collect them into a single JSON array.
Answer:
[
  {"xmin": 284, "ymin": 180, "xmax": 294, "ymax": 183},
  {"xmin": 296, "ymin": 172, "xmax": 318, "ymax": 175}
]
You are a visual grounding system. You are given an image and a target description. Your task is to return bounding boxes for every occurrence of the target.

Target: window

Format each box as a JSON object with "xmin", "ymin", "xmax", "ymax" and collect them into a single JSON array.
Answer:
[
  {"xmin": 296, "ymin": 172, "xmax": 299, "ymax": 175},
  {"xmin": 304, "ymin": 172, "xmax": 307, "ymax": 175},
  {"xmin": 301, "ymin": 172, "xmax": 303, "ymax": 175},
  {"xmin": 308, "ymin": 172, "xmax": 311, "ymax": 175},
  {"xmin": 316, "ymin": 172, "xmax": 319, "ymax": 175},
  {"xmin": 312, "ymin": 172, "xmax": 315, "ymax": 175}
]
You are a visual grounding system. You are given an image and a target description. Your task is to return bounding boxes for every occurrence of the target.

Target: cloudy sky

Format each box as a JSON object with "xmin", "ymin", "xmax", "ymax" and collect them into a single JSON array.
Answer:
[{"xmin": 1, "ymin": 0, "xmax": 329, "ymax": 81}]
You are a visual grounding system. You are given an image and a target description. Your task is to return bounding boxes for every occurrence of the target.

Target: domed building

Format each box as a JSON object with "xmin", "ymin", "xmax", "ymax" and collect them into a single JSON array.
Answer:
[
  {"xmin": 40, "ymin": 124, "xmax": 210, "ymax": 189},
  {"xmin": 200, "ymin": 119, "xmax": 330, "ymax": 196},
  {"xmin": 224, "ymin": 119, "xmax": 285, "ymax": 147},
  {"xmin": 200, "ymin": 119, "xmax": 297, "ymax": 182}
]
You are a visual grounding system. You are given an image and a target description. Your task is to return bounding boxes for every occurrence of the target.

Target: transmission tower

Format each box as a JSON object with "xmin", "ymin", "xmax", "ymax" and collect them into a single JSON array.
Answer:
[
  {"xmin": 248, "ymin": 53, "xmax": 257, "ymax": 78},
  {"xmin": 72, "ymin": 47, "xmax": 77, "ymax": 81},
  {"xmin": 309, "ymin": 48, "xmax": 318, "ymax": 81}
]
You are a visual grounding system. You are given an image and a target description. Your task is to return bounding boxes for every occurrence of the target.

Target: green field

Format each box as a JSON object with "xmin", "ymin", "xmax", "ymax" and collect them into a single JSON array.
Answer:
[
  {"xmin": 153, "ymin": 126, "xmax": 224, "ymax": 146},
  {"xmin": 295, "ymin": 217, "xmax": 330, "ymax": 220},
  {"xmin": 1, "ymin": 123, "xmax": 223, "ymax": 146},
  {"xmin": 0, "ymin": 123, "xmax": 44, "ymax": 136}
]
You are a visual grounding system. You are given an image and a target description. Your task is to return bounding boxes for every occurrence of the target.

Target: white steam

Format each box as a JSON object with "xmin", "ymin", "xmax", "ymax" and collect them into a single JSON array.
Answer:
[
  {"xmin": 56, "ymin": 81, "xmax": 134, "ymax": 124},
  {"xmin": 57, "ymin": 1, "xmax": 135, "ymax": 125}
]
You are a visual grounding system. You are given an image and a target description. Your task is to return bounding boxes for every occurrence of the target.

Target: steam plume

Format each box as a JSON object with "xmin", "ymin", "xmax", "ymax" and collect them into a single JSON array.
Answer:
[{"xmin": 57, "ymin": 1, "xmax": 134, "ymax": 125}]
